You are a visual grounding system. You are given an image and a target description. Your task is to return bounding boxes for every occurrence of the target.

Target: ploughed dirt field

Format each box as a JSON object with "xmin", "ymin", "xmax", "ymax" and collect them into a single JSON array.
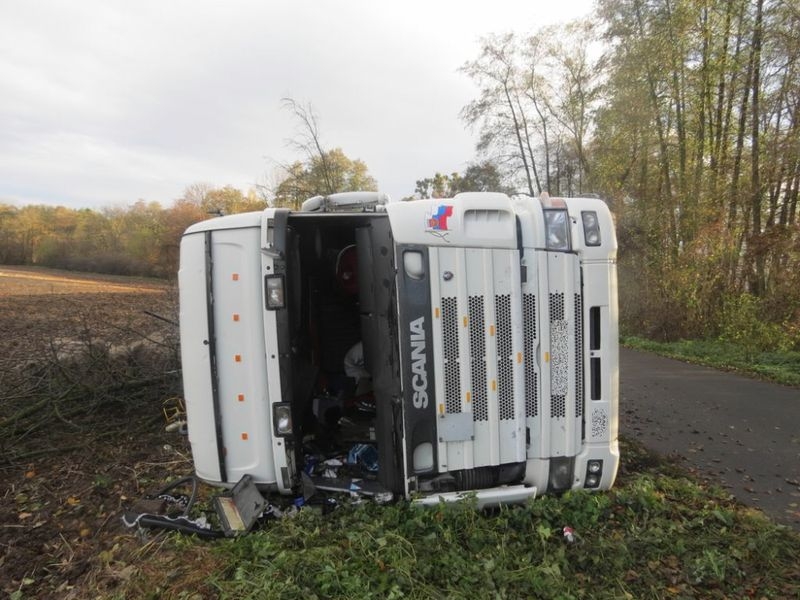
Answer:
[
  {"xmin": 0, "ymin": 266, "xmax": 212, "ymax": 598},
  {"xmin": 0, "ymin": 266, "xmax": 168, "ymax": 364}
]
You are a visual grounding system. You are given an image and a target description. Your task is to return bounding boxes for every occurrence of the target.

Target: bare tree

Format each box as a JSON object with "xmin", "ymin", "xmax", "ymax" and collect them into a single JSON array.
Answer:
[
  {"xmin": 182, "ymin": 182, "xmax": 215, "ymax": 207},
  {"xmin": 461, "ymin": 33, "xmax": 539, "ymax": 195},
  {"xmin": 281, "ymin": 98, "xmax": 336, "ymax": 195}
]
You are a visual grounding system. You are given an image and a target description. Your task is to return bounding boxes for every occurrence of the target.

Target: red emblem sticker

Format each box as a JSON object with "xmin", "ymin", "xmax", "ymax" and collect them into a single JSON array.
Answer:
[{"xmin": 427, "ymin": 205, "xmax": 454, "ymax": 231}]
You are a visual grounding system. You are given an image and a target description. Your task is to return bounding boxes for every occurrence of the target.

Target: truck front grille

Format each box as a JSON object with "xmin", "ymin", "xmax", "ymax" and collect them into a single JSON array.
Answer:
[{"xmin": 430, "ymin": 246, "xmax": 584, "ymax": 467}]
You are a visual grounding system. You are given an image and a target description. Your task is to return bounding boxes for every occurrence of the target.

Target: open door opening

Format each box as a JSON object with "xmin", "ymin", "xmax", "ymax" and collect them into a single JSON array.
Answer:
[{"xmin": 286, "ymin": 213, "xmax": 401, "ymax": 498}]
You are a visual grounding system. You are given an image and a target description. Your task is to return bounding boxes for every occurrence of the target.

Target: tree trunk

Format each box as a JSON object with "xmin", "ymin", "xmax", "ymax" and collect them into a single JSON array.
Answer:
[{"xmin": 749, "ymin": 0, "xmax": 764, "ymax": 295}]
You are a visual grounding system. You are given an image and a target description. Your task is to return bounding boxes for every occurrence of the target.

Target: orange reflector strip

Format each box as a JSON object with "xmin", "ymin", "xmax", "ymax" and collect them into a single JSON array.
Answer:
[
  {"xmin": 241, "ymin": 433, "xmax": 248, "ymax": 440},
  {"xmin": 545, "ymin": 351, "xmax": 550, "ymax": 362},
  {"xmin": 463, "ymin": 316, "xmax": 468, "ymax": 327},
  {"xmin": 235, "ymin": 354, "xmax": 242, "ymax": 362},
  {"xmin": 489, "ymin": 325, "xmax": 495, "ymax": 336},
  {"xmin": 435, "ymin": 307, "xmax": 440, "ymax": 319},
  {"xmin": 233, "ymin": 314, "xmax": 240, "ymax": 322},
  {"xmin": 517, "ymin": 352, "xmax": 523, "ymax": 364},
  {"xmin": 439, "ymin": 403, "xmax": 444, "ymax": 415},
  {"xmin": 237, "ymin": 394, "xmax": 245, "ymax": 402},
  {"xmin": 491, "ymin": 380, "xmax": 497, "ymax": 391},
  {"xmin": 466, "ymin": 391, "xmax": 472, "ymax": 403},
  {"xmin": 232, "ymin": 273, "xmax": 239, "ymax": 281}
]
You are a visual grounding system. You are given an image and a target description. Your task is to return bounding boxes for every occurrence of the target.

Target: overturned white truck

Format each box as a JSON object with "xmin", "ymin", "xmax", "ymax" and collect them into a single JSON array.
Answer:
[{"xmin": 179, "ymin": 192, "xmax": 619, "ymax": 506}]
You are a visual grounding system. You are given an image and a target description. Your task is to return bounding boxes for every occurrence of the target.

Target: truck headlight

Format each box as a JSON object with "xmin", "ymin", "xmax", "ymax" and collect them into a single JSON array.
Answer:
[
  {"xmin": 273, "ymin": 403, "xmax": 293, "ymax": 437},
  {"xmin": 581, "ymin": 211, "xmax": 601, "ymax": 246},
  {"xmin": 264, "ymin": 274, "xmax": 285, "ymax": 310},
  {"xmin": 547, "ymin": 457, "xmax": 574, "ymax": 492},
  {"xmin": 544, "ymin": 210, "xmax": 571, "ymax": 251}
]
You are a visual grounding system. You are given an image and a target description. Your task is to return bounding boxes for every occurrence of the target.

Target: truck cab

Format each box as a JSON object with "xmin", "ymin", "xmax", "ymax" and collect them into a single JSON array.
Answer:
[{"xmin": 179, "ymin": 191, "xmax": 619, "ymax": 505}]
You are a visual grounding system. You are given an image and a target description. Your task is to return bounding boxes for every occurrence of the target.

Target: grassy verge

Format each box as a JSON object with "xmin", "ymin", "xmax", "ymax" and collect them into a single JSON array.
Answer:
[
  {"xmin": 115, "ymin": 438, "xmax": 800, "ymax": 600},
  {"xmin": 622, "ymin": 336, "xmax": 800, "ymax": 387}
]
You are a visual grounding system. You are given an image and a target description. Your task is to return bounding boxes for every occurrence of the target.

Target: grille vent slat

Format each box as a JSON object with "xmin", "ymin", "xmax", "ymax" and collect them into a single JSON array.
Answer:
[
  {"xmin": 523, "ymin": 293, "xmax": 538, "ymax": 418},
  {"xmin": 496, "ymin": 294, "xmax": 514, "ymax": 420},
  {"xmin": 549, "ymin": 292, "xmax": 567, "ymax": 419},
  {"xmin": 468, "ymin": 296, "xmax": 488, "ymax": 422},
  {"xmin": 550, "ymin": 292, "xmax": 565, "ymax": 321},
  {"xmin": 574, "ymin": 293, "xmax": 584, "ymax": 418},
  {"xmin": 442, "ymin": 297, "xmax": 461, "ymax": 414},
  {"xmin": 552, "ymin": 394, "xmax": 566, "ymax": 419}
]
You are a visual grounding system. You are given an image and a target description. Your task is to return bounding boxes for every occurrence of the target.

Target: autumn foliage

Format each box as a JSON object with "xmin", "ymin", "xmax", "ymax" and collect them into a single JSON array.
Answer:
[{"xmin": 0, "ymin": 186, "xmax": 265, "ymax": 278}]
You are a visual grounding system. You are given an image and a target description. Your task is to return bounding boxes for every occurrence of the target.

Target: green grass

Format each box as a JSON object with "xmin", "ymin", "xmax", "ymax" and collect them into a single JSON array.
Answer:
[
  {"xmin": 181, "ymin": 439, "xmax": 799, "ymax": 600},
  {"xmin": 622, "ymin": 336, "xmax": 800, "ymax": 387},
  {"xmin": 114, "ymin": 438, "xmax": 800, "ymax": 598}
]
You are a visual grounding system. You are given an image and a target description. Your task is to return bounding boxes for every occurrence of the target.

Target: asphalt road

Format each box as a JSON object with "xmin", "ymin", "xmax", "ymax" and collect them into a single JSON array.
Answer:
[{"xmin": 620, "ymin": 347, "xmax": 800, "ymax": 530}]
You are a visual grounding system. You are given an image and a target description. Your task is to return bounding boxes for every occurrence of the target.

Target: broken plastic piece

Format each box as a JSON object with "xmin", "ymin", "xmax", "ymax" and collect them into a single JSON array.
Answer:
[
  {"xmin": 262, "ymin": 504, "xmax": 283, "ymax": 520},
  {"xmin": 301, "ymin": 472, "xmax": 316, "ymax": 500},
  {"xmin": 213, "ymin": 475, "xmax": 267, "ymax": 537},
  {"xmin": 563, "ymin": 526, "xmax": 576, "ymax": 543},
  {"xmin": 348, "ymin": 443, "xmax": 378, "ymax": 472},
  {"xmin": 320, "ymin": 457, "xmax": 344, "ymax": 479}
]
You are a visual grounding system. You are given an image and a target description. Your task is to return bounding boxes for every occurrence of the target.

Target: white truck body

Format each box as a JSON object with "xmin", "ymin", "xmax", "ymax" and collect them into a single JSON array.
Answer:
[{"xmin": 179, "ymin": 192, "xmax": 619, "ymax": 504}]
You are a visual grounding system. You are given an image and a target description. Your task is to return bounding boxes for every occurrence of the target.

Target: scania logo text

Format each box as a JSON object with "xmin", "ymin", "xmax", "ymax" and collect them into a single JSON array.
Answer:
[{"xmin": 409, "ymin": 317, "xmax": 428, "ymax": 409}]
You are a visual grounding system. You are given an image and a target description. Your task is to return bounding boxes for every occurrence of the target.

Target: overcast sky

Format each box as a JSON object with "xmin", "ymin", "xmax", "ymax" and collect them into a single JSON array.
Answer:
[{"xmin": 1, "ymin": 1, "xmax": 594, "ymax": 210}]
